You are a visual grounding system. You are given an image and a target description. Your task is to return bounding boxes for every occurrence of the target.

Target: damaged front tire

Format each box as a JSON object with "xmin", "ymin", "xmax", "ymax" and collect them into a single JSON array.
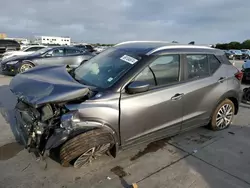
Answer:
[{"xmin": 59, "ymin": 129, "xmax": 114, "ymax": 168}]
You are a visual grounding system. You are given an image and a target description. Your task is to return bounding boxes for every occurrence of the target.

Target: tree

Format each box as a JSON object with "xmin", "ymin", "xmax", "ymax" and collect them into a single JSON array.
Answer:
[{"xmin": 241, "ymin": 40, "xmax": 250, "ymax": 49}]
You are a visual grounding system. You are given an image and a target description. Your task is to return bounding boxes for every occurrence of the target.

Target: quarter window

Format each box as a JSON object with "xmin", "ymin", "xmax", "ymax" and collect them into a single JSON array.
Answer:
[
  {"xmin": 208, "ymin": 54, "xmax": 221, "ymax": 74},
  {"xmin": 186, "ymin": 54, "xmax": 209, "ymax": 79}
]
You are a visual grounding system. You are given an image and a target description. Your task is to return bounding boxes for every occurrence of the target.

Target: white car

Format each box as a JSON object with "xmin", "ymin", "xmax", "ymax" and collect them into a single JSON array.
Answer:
[{"xmin": 2, "ymin": 45, "xmax": 46, "ymax": 60}]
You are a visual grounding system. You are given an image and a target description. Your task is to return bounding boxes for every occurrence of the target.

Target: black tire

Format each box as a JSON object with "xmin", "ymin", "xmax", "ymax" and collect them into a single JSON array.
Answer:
[
  {"xmin": 60, "ymin": 129, "xmax": 114, "ymax": 168},
  {"xmin": 18, "ymin": 62, "xmax": 34, "ymax": 73},
  {"xmin": 209, "ymin": 99, "xmax": 235, "ymax": 131}
]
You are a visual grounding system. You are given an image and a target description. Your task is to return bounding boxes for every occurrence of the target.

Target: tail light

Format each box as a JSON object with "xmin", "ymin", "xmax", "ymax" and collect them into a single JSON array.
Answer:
[{"xmin": 235, "ymin": 70, "xmax": 243, "ymax": 81}]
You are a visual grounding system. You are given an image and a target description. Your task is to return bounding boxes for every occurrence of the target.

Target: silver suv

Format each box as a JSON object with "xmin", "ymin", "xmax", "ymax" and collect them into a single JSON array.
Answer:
[{"xmin": 10, "ymin": 41, "xmax": 243, "ymax": 168}]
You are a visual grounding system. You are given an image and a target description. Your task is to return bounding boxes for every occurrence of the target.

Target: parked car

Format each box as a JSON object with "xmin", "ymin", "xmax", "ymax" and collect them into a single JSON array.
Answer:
[
  {"xmin": 9, "ymin": 41, "xmax": 242, "ymax": 168},
  {"xmin": 241, "ymin": 49, "xmax": 250, "ymax": 59},
  {"xmin": 1, "ymin": 46, "xmax": 93, "ymax": 75},
  {"xmin": 73, "ymin": 44, "xmax": 95, "ymax": 53},
  {"xmin": 241, "ymin": 59, "xmax": 250, "ymax": 82},
  {"xmin": 228, "ymin": 49, "xmax": 243, "ymax": 60},
  {"xmin": 224, "ymin": 50, "xmax": 234, "ymax": 60},
  {"xmin": 2, "ymin": 45, "xmax": 46, "ymax": 60},
  {"xmin": 0, "ymin": 39, "xmax": 21, "ymax": 57}
]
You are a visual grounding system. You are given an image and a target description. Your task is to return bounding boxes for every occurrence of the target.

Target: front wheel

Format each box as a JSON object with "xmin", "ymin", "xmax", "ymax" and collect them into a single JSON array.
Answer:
[
  {"xmin": 60, "ymin": 129, "xmax": 114, "ymax": 168},
  {"xmin": 209, "ymin": 99, "xmax": 235, "ymax": 131},
  {"xmin": 18, "ymin": 62, "xmax": 34, "ymax": 73}
]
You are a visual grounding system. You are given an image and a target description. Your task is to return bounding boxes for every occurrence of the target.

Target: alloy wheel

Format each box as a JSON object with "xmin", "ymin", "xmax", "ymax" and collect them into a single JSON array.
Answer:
[
  {"xmin": 73, "ymin": 143, "xmax": 111, "ymax": 168},
  {"xmin": 19, "ymin": 64, "xmax": 33, "ymax": 73},
  {"xmin": 216, "ymin": 104, "xmax": 233, "ymax": 129}
]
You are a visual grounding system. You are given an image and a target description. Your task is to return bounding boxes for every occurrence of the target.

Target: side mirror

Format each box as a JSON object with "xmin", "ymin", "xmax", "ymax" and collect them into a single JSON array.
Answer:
[{"xmin": 126, "ymin": 81, "xmax": 150, "ymax": 94}]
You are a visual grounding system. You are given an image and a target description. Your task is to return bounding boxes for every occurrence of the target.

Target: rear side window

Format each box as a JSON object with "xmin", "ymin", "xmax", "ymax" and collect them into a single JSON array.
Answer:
[
  {"xmin": 186, "ymin": 54, "xmax": 209, "ymax": 79},
  {"xmin": 65, "ymin": 48, "xmax": 81, "ymax": 55},
  {"xmin": 208, "ymin": 54, "xmax": 221, "ymax": 74}
]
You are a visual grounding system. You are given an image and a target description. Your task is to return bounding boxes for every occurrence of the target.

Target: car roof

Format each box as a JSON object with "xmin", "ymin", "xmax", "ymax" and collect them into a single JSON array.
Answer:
[{"xmin": 114, "ymin": 41, "xmax": 223, "ymax": 55}]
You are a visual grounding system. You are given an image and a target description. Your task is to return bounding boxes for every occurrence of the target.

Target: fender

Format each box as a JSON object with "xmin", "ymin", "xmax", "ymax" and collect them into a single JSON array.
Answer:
[
  {"xmin": 211, "ymin": 89, "xmax": 240, "ymax": 118},
  {"xmin": 22, "ymin": 60, "xmax": 35, "ymax": 66},
  {"xmin": 45, "ymin": 120, "xmax": 119, "ymax": 157}
]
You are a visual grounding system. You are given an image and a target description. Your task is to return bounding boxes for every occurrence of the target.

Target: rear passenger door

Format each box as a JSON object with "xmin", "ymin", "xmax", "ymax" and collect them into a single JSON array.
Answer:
[
  {"xmin": 64, "ymin": 48, "xmax": 84, "ymax": 67},
  {"xmin": 181, "ymin": 54, "xmax": 227, "ymax": 131}
]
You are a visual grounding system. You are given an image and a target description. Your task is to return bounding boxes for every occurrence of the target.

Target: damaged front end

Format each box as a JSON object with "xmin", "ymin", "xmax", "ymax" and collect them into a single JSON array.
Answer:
[
  {"xmin": 9, "ymin": 64, "xmax": 96, "ymax": 158},
  {"xmin": 14, "ymin": 98, "xmax": 91, "ymax": 158}
]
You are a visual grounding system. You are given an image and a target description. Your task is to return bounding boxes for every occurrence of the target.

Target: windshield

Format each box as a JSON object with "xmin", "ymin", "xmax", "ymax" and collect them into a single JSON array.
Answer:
[
  {"xmin": 74, "ymin": 48, "xmax": 142, "ymax": 88},
  {"xmin": 32, "ymin": 47, "xmax": 52, "ymax": 55}
]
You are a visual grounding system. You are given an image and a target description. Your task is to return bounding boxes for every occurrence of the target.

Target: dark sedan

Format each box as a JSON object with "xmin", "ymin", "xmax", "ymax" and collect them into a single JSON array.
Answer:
[
  {"xmin": 242, "ymin": 60, "xmax": 250, "ymax": 82},
  {"xmin": 0, "ymin": 46, "xmax": 94, "ymax": 75}
]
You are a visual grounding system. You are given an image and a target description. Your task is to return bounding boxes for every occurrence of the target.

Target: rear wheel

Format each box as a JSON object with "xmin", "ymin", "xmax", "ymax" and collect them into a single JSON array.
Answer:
[
  {"xmin": 18, "ymin": 62, "xmax": 34, "ymax": 73},
  {"xmin": 209, "ymin": 99, "xmax": 235, "ymax": 131},
  {"xmin": 60, "ymin": 129, "xmax": 114, "ymax": 168}
]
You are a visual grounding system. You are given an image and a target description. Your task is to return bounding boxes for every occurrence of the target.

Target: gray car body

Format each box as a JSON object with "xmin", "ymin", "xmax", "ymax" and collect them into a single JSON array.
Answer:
[
  {"xmin": 10, "ymin": 41, "xmax": 242, "ymax": 156},
  {"xmin": 30, "ymin": 46, "xmax": 94, "ymax": 68}
]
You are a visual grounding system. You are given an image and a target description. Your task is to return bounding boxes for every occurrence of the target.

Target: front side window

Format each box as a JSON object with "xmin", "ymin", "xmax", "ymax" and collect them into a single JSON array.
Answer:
[
  {"xmin": 134, "ymin": 55, "xmax": 180, "ymax": 87},
  {"xmin": 149, "ymin": 55, "xmax": 180, "ymax": 85},
  {"xmin": 134, "ymin": 67, "xmax": 156, "ymax": 86},
  {"xmin": 47, "ymin": 49, "xmax": 64, "ymax": 57},
  {"xmin": 74, "ymin": 48, "xmax": 142, "ymax": 88},
  {"xmin": 186, "ymin": 54, "xmax": 209, "ymax": 79}
]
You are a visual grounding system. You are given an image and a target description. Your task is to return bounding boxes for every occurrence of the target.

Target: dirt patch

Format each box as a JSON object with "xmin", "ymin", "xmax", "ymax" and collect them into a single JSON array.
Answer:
[
  {"xmin": 130, "ymin": 138, "xmax": 169, "ymax": 161},
  {"xmin": 110, "ymin": 166, "xmax": 129, "ymax": 178},
  {"xmin": 0, "ymin": 142, "xmax": 24, "ymax": 160},
  {"xmin": 185, "ymin": 134, "xmax": 213, "ymax": 144}
]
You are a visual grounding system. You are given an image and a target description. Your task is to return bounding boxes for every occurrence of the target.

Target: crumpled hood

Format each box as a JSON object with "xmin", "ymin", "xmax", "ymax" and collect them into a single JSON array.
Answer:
[{"xmin": 9, "ymin": 64, "xmax": 90, "ymax": 107}]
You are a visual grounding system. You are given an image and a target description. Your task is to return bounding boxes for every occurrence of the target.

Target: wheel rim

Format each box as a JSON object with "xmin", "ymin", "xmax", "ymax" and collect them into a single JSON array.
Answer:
[
  {"xmin": 20, "ymin": 64, "xmax": 33, "ymax": 73},
  {"xmin": 216, "ymin": 104, "xmax": 233, "ymax": 129},
  {"xmin": 73, "ymin": 143, "xmax": 111, "ymax": 168}
]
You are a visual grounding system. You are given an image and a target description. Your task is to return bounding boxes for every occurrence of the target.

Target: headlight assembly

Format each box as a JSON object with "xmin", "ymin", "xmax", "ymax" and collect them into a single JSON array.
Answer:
[{"xmin": 60, "ymin": 112, "xmax": 80, "ymax": 130}]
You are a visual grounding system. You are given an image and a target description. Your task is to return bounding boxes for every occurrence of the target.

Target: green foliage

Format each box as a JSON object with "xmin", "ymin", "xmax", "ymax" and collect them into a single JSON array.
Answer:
[{"xmin": 216, "ymin": 40, "xmax": 250, "ymax": 50}]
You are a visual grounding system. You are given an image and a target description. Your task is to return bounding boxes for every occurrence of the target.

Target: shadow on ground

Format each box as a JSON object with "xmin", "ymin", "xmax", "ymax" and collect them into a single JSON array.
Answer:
[{"xmin": 0, "ymin": 83, "xmax": 250, "ymax": 187}]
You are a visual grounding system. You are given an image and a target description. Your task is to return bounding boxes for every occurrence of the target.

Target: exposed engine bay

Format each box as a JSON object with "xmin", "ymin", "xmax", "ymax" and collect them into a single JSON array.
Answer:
[{"xmin": 15, "ymin": 93, "xmax": 91, "ymax": 157}]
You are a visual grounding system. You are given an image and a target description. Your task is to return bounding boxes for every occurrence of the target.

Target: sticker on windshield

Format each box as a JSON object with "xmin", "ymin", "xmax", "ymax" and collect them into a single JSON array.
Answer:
[
  {"xmin": 107, "ymin": 77, "xmax": 113, "ymax": 82},
  {"xmin": 120, "ymin": 55, "xmax": 138, "ymax": 64}
]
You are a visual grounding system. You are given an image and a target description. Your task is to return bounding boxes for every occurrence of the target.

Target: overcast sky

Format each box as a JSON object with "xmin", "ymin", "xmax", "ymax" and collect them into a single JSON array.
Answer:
[{"xmin": 0, "ymin": 0, "xmax": 249, "ymax": 44}]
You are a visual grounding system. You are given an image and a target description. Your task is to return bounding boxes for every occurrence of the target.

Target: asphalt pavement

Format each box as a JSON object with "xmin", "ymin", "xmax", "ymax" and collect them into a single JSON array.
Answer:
[{"xmin": 0, "ymin": 60, "xmax": 250, "ymax": 188}]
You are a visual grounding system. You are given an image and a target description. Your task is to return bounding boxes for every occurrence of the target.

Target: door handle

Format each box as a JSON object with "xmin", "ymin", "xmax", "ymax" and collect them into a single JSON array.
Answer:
[
  {"xmin": 171, "ymin": 93, "xmax": 184, "ymax": 101},
  {"xmin": 218, "ymin": 77, "xmax": 227, "ymax": 83}
]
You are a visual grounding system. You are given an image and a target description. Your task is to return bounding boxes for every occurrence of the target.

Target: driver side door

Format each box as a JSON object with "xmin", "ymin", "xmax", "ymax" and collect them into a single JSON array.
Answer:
[{"xmin": 120, "ymin": 54, "xmax": 185, "ymax": 147}]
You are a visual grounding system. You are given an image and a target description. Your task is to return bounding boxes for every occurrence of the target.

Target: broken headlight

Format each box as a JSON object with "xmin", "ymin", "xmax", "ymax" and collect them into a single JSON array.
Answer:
[{"xmin": 60, "ymin": 111, "xmax": 80, "ymax": 131}]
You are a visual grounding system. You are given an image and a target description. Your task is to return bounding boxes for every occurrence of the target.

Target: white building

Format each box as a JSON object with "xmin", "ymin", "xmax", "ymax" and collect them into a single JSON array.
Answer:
[{"xmin": 34, "ymin": 36, "xmax": 71, "ymax": 45}]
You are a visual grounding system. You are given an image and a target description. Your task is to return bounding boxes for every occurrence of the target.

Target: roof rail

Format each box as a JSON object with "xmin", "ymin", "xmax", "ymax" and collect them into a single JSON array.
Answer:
[
  {"xmin": 147, "ymin": 45, "xmax": 212, "ymax": 55},
  {"xmin": 114, "ymin": 40, "xmax": 170, "ymax": 46}
]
